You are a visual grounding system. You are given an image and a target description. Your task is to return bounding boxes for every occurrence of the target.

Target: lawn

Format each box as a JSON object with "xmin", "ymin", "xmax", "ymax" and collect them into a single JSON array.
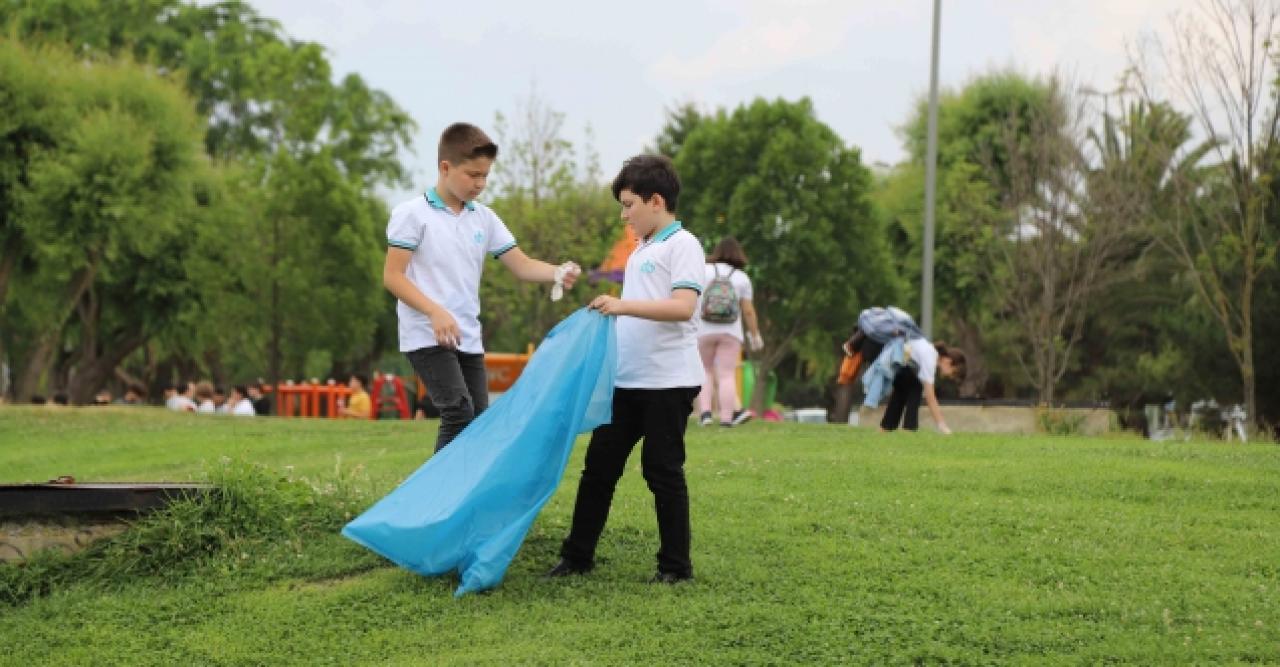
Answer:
[{"xmin": 1, "ymin": 406, "xmax": 1278, "ymax": 665}]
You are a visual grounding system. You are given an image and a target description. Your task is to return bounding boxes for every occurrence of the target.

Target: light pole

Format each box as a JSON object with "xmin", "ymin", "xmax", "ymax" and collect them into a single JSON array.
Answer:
[{"xmin": 922, "ymin": 0, "xmax": 942, "ymax": 338}]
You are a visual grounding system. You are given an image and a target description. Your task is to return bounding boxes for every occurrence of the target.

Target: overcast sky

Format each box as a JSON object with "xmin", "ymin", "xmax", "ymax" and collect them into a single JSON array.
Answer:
[{"xmin": 248, "ymin": 0, "xmax": 1201, "ymax": 206}]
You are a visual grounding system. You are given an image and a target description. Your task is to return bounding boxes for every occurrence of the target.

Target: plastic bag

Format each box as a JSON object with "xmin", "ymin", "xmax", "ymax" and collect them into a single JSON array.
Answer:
[{"xmin": 342, "ymin": 308, "xmax": 616, "ymax": 596}]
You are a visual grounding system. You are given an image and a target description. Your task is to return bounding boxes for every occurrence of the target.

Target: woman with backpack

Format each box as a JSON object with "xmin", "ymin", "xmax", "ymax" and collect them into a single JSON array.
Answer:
[{"xmin": 695, "ymin": 237, "xmax": 764, "ymax": 427}]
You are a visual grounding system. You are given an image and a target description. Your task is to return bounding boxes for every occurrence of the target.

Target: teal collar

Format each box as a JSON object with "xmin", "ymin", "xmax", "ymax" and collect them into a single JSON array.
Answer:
[
  {"xmin": 425, "ymin": 187, "xmax": 475, "ymax": 212},
  {"xmin": 649, "ymin": 220, "xmax": 683, "ymax": 243}
]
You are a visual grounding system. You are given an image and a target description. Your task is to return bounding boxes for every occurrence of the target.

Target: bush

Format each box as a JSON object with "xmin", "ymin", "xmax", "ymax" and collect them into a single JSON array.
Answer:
[
  {"xmin": 0, "ymin": 459, "xmax": 372, "ymax": 606},
  {"xmin": 1037, "ymin": 408, "xmax": 1086, "ymax": 435}
]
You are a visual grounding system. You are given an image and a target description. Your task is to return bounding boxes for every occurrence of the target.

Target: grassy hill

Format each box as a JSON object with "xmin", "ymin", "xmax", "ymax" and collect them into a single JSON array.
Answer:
[{"xmin": 2, "ymin": 407, "xmax": 1278, "ymax": 665}]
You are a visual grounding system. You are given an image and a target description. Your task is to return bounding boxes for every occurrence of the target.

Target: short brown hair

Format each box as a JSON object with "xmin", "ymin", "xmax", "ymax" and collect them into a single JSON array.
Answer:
[
  {"xmin": 438, "ymin": 123, "xmax": 498, "ymax": 165},
  {"xmin": 936, "ymin": 343, "xmax": 967, "ymax": 383},
  {"xmin": 708, "ymin": 236, "xmax": 748, "ymax": 270}
]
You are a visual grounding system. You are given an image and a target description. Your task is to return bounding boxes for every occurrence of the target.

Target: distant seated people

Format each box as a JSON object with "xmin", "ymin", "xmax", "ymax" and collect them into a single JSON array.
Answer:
[
  {"xmin": 342, "ymin": 374, "xmax": 372, "ymax": 419},
  {"xmin": 166, "ymin": 383, "xmax": 196, "ymax": 412},
  {"xmin": 213, "ymin": 386, "xmax": 229, "ymax": 414},
  {"xmin": 30, "ymin": 394, "xmax": 47, "ymax": 405},
  {"xmin": 93, "ymin": 390, "xmax": 112, "ymax": 406},
  {"xmin": 249, "ymin": 380, "xmax": 272, "ymax": 416},
  {"xmin": 52, "ymin": 393, "xmax": 69, "ymax": 406},
  {"xmin": 228, "ymin": 385, "xmax": 256, "ymax": 416},
  {"xmin": 115, "ymin": 385, "xmax": 145, "ymax": 405},
  {"xmin": 194, "ymin": 381, "xmax": 217, "ymax": 414}
]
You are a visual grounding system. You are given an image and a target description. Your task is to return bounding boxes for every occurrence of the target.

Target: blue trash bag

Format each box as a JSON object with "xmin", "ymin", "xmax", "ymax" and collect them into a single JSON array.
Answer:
[{"xmin": 342, "ymin": 308, "xmax": 616, "ymax": 596}]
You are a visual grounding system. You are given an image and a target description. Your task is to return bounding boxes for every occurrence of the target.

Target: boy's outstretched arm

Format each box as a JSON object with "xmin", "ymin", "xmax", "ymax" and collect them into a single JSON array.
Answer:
[
  {"xmin": 588, "ymin": 289, "xmax": 697, "ymax": 322},
  {"xmin": 383, "ymin": 247, "xmax": 462, "ymax": 348},
  {"xmin": 498, "ymin": 248, "xmax": 580, "ymax": 288}
]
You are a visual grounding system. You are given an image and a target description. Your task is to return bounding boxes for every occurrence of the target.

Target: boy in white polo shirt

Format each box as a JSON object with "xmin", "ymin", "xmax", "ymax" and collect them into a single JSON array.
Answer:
[
  {"xmin": 383, "ymin": 122, "xmax": 580, "ymax": 451},
  {"xmin": 547, "ymin": 155, "xmax": 705, "ymax": 584}
]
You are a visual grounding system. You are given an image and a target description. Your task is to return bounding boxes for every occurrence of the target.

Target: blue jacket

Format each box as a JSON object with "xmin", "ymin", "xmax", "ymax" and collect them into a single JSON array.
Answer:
[{"xmin": 862, "ymin": 337, "xmax": 914, "ymax": 408}]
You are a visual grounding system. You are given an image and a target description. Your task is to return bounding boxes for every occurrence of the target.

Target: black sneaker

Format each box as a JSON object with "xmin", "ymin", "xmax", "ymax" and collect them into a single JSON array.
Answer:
[
  {"xmin": 698, "ymin": 411, "xmax": 713, "ymax": 426},
  {"xmin": 731, "ymin": 410, "xmax": 753, "ymax": 426},
  {"xmin": 649, "ymin": 571, "xmax": 693, "ymax": 584},
  {"xmin": 544, "ymin": 559, "xmax": 593, "ymax": 578}
]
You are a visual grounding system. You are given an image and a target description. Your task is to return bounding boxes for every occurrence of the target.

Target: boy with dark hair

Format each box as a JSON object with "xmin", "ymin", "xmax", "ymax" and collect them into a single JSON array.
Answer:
[
  {"xmin": 548, "ymin": 154, "xmax": 705, "ymax": 584},
  {"xmin": 383, "ymin": 122, "xmax": 581, "ymax": 451}
]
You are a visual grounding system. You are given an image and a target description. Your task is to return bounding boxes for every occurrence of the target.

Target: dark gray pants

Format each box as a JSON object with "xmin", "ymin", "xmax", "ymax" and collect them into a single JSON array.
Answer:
[{"xmin": 406, "ymin": 347, "xmax": 489, "ymax": 451}]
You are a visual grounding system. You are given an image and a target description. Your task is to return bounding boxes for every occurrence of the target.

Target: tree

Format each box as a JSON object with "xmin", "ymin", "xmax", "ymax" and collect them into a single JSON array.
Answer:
[
  {"xmin": 482, "ymin": 89, "xmax": 618, "ymax": 353},
  {"xmin": 891, "ymin": 71, "xmax": 1060, "ymax": 398},
  {"xmin": 1070, "ymin": 95, "xmax": 1232, "ymax": 405},
  {"xmin": 1133, "ymin": 0, "xmax": 1280, "ymax": 426},
  {"xmin": 649, "ymin": 102, "xmax": 705, "ymax": 159},
  {"xmin": 984, "ymin": 80, "xmax": 1156, "ymax": 403},
  {"xmin": 0, "ymin": 38, "xmax": 209, "ymax": 401},
  {"xmin": 676, "ymin": 97, "xmax": 898, "ymax": 413},
  {"xmin": 2, "ymin": 0, "xmax": 415, "ymax": 398}
]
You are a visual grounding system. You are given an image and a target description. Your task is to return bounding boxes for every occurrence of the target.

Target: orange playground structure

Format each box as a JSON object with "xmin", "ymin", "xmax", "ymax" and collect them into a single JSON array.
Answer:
[{"xmin": 274, "ymin": 344, "xmax": 535, "ymax": 419}]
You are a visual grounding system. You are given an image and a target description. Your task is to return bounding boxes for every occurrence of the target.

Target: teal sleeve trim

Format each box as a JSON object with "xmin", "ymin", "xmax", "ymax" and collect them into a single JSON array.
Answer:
[
  {"xmin": 388, "ymin": 239, "xmax": 418, "ymax": 250},
  {"xmin": 490, "ymin": 242, "xmax": 517, "ymax": 258},
  {"xmin": 672, "ymin": 280, "xmax": 703, "ymax": 294}
]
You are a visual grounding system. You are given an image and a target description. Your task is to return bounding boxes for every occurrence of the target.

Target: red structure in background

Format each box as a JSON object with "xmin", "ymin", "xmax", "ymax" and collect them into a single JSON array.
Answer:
[
  {"xmin": 275, "ymin": 381, "xmax": 355, "ymax": 419},
  {"xmin": 268, "ymin": 349, "xmax": 535, "ymax": 420},
  {"xmin": 369, "ymin": 374, "xmax": 410, "ymax": 419}
]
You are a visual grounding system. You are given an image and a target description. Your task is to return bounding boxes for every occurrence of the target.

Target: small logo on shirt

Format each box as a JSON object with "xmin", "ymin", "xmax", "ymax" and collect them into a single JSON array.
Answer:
[
  {"xmin": 640, "ymin": 260, "xmax": 656, "ymax": 274},
  {"xmin": 473, "ymin": 231, "xmax": 485, "ymax": 244}
]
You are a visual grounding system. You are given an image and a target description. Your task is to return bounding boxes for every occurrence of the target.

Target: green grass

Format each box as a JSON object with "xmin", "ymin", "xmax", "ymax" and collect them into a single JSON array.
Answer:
[{"xmin": 2, "ymin": 406, "xmax": 1279, "ymax": 665}]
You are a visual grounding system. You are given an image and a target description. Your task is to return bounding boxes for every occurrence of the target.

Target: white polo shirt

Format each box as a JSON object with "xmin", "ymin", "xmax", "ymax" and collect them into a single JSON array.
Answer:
[
  {"xmin": 387, "ymin": 188, "xmax": 517, "ymax": 353},
  {"xmin": 906, "ymin": 337, "xmax": 939, "ymax": 385},
  {"xmin": 616, "ymin": 221, "xmax": 706, "ymax": 389}
]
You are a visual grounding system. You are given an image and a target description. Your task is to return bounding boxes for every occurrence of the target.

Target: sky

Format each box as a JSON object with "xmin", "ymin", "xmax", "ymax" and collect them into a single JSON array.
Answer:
[{"xmin": 247, "ymin": 0, "xmax": 1203, "ymax": 206}]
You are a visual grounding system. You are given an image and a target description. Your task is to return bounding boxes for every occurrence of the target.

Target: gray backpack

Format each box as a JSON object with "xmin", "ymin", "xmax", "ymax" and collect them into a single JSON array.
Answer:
[
  {"xmin": 701, "ymin": 266, "xmax": 740, "ymax": 324},
  {"xmin": 857, "ymin": 306, "xmax": 923, "ymax": 343}
]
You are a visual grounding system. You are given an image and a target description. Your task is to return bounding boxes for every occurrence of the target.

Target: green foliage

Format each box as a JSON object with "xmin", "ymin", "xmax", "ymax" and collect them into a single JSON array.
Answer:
[
  {"xmin": 675, "ymin": 97, "xmax": 899, "ymax": 406},
  {"xmin": 480, "ymin": 95, "xmax": 618, "ymax": 352},
  {"xmin": 649, "ymin": 101, "xmax": 705, "ymax": 158},
  {"xmin": 1, "ymin": 409, "xmax": 1279, "ymax": 663},
  {"xmin": 0, "ymin": 37, "xmax": 211, "ymax": 401},
  {"xmin": 1036, "ymin": 407, "xmax": 1087, "ymax": 435},
  {"xmin": 881, "ymin": 71, "xmax": 1061, "ymax": 398},
  {"xmin": 0, "ymin": 0, "xmax": 416, "ymax": 399}
]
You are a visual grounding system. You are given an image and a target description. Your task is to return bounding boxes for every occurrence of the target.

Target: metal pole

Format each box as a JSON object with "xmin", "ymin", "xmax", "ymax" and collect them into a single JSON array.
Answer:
[{"xmin": 921, "ymin": 0, "xmax": 942, "ymax": 339}]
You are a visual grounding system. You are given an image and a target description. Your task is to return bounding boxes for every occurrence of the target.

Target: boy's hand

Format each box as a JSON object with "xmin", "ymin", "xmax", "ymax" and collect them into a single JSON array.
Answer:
[
  {"xmin": 551, "ymin": 262, "xmax": 582, "ymax": 301},
  {"xmin": 558, "ymin": 262, "xmax": 581, "ymax": 289},
  {"xmin": 431, "ymin": 310, "xmax": 462, "ymax": 349},
  {"xmin": 588, "ymin": 295, "xmax": 626, "ymax": 316}
]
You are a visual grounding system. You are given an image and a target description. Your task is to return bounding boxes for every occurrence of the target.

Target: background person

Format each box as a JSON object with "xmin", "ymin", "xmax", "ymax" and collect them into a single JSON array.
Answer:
[
  {"xmin": 695, "ymin": 236, "xmax": 763, "ymax": 427},
  {"xmin": 341, "ymin": 374, "xmax": 373, "ymax": 419},
  {"xmin": 228, "ymin": 385, "xmax": 256, "ymax": 416}
]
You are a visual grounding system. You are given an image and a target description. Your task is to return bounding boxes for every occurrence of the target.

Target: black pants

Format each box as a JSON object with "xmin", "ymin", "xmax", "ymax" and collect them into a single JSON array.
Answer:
[
  {"xmin": 880, "ymin": 367, "xmax": 923, "ymax": 431},
  {"xmin": 560, "ymin": 386, "xmax": 699, "ymax": 577},
  {"xmin": 405, "ymin": 347, "xmax": 489, "ymax": 451}
]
